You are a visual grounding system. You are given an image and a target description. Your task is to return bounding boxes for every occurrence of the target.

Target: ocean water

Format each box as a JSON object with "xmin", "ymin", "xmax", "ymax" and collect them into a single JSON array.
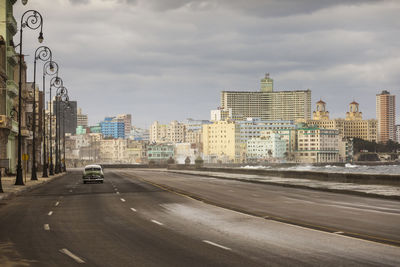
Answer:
[{"xmin": 241, "ymin": 164, "xmax": 400, "ymax": 175}]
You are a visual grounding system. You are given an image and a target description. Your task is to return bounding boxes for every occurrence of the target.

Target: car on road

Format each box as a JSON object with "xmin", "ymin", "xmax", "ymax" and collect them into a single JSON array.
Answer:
[{"xmin": 82, "ymin": 164, "xmax": 104, "ymax": 184}]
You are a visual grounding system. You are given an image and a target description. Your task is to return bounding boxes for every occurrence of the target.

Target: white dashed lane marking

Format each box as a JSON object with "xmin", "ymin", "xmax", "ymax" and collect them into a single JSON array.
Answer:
[
  {"xmin": 120, "ymin": 198, "xmax": 126, "ymax": 202},
  {"xmin": 203, "ymin": 240, "xmax": 231, "ymax": 250},
  {"xmin": 59, "ymin": 248, "xmax": 85, "ymax": 264},
  {"xmin": 48, "ymin": 211, "xmax": 53, "ymax": 216},
  {"xmin": 151, "ymin": 220, "xmax": 163, "ymax": 226},
  {"xmin": 44, "ymin": 224, "xmax": 50, "ymax": 231},
  {"xmin": 130, "ymin": 208, "xmax": 137, "ymax": 212},
  {"xmin": 55, "ymin": 202, "xmax": 60, "ymax": 206}
]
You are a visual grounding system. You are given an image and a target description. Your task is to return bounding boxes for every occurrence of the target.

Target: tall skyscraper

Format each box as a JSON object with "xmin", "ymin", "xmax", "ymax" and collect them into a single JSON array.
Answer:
[
  {"xmin": 54, "ymin": 100, "xmax": 77, "ymax": 135},
  {"xmin": 376, "ymin": 90, "xmax": 396, "ymax": 143},
  {"xmin": 220, "ymin": 74, "xmax": 311, "ymax": 121}
]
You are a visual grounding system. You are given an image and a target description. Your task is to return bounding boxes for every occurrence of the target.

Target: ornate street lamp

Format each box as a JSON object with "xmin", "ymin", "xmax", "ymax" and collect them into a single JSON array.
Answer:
[
  {"xmin": 16, "ymin": 10, "xmax": 44, "ymax": 186},
  {"xmin": 55, "ymin": 86, "xmax": 67, "ymax": 174},
  {"xmin": 31, "ymin": 46, "xmax": 52, "ymax": 180},
  {"xmin": 43, "ymin": 61, "xmax": 59, "ymax": 176},
  {"xmin": 62, "ymin": 102, "xmax": 70, "ymax": 172},
  {"xmin": 58, "ymin": 87, "xmax": 69, "ymax": 172},
  {"xmin": 49, "ymin": 76, "xmax": 63, "ymax": 175}
]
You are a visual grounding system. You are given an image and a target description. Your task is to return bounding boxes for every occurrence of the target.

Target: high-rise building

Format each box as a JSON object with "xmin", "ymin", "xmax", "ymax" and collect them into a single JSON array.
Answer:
[
  {"xmin": 116, "ymin": 114, "xmax": 132, "ymax": 139},
  {"xmin": 77, "ymin": 108, "xmax": 88, "ymax": 128},
  {"xmin": 396, "ymin": 125, "xmax": 400, "ymax": 143},
  {"xmin": 54, "ymin": 100, "xmax": 77, "ymax": 135},
  {"xmin": 376, "ymin": 90, "xmax": 396, "ymax": 143},
  {"xmin": 100, "ymin": 117, "xmax": 125, "ymax": 139},
  {"xmin": 220, "ymin": 74, "xmax": 311, "ymax": 121}
]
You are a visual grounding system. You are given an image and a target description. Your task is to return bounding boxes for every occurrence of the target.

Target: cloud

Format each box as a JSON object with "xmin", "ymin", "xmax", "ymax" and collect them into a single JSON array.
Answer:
[{"xmin": 14, "ymin": 0, "xmax": 400, "ymax": 127}]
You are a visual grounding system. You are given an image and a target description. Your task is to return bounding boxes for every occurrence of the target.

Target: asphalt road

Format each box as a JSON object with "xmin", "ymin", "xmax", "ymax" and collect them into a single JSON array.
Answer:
[
  {"xmin": 120, "ymin": 169, "xmax": 400, "ymax": 245},
  {"xmin": 0, "ymin": 169, "xmax": 399, "ymax": 266}
]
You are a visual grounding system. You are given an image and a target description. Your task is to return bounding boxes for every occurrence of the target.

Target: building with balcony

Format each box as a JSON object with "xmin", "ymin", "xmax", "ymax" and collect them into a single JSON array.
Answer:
[
  {"xmin": 147, "ymin": 143, "xmax": 174, "ymax": 163},
  {"xmin": 295, "ymin": 126, "xmax": 340, "ymax": 163},
  {"xmin": 0, "ymin": 1, "xmax": 19, "ymax": 173},
  {"xmin": 100, "ymin": 117, "xmax": 125, "ymax": 139},
  {"xmin": 220, "ymin": 74, "xmax": 311, "ymax": 121},
  {"xmin": 246, "ymin": 132, "xmax": 287, "ymax": 161}
]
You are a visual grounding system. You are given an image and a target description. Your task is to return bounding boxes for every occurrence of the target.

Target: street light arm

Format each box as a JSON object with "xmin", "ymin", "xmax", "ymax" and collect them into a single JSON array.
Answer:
[
  {"xmin": 21, "ymin": 10, "xmax": 44, "ymax": 43},
  {"xmin": 35, "ymin": 46, "xmax": 52, "ymax": 63}
]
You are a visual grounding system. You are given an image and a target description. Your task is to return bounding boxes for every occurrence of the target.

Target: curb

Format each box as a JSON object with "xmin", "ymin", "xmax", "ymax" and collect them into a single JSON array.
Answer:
[
  {"xmin": 0, "ymin": 172, "xmax": 68, "ymax": 201},
  {"xmin": 168, "ymin": 170, "xmax": 400, "ymax": 201}
]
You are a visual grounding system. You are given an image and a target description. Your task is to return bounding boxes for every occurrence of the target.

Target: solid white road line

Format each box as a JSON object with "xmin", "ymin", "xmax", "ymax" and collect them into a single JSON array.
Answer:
[
  {"xmin": 59, "ymin": 248, "xmax": 85, "ymax": 264},
  {"xmin": 151, "ymin": 220, "xmax": 163, "ymax": 226},
  {"xmin": 120, "ymin": 198, "xmax": 126, "ymax": 202},
  {"xmin": 55, "ymin": 202, "xmax": 60, "ymax": 206},
  {"xmin": 48, "ymin": 211, "xmax": 53, "ymax": 216},
  {"xmin": 203, "ymin": 240, "xmax": 231, "ymax": 251},
  {"xmin": 334, "ymin": 231, "xmax": 345, "ymax": 234},
  {"xmin": 44, "ymin": 224, "xmax": 50, "ymax": 231},
  {"xmin": 130, "ymin": 208, "xmax": 137, "ymax": 212}
]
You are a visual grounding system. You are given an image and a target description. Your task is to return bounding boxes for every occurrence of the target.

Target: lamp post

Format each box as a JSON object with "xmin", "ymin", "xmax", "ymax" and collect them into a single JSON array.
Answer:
[
  {"xmin": 63, "ymin": 103, "xmax": 70, "ymax": 172},
  {"xmin": 59, "ymin": 88, "xmax": 69, "ymax": 172},
  {"xmin": 49, "ymin": 76, "xmax": 63, "ymax": 175},
  {"xmin": 43, "ymin": 61, "xmax": 60, "ymax": 176},
  {"xmin": 16, "ymin": 10, "xmax": 44, "ymax": 186},
  {"xmin": 55, "ymin": 86, "xmax": 66, "ymax": 174},
  {"xmin": 31, "ymin": 46, "xmax": 52, "ymax": 180},
  {"xmin": 41, "ymin": 60, "xmax": 56, "ymax": 178}
]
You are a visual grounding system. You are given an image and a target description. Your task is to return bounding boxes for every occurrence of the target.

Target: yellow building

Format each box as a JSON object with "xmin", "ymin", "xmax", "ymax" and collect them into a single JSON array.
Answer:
[
  {"xmin": 202, "ymin": 120, "xmax": 241, "ymax": 163},
  {"xmin": 305, "ymin": 100, "xmax": 377, "ymax": 142}
]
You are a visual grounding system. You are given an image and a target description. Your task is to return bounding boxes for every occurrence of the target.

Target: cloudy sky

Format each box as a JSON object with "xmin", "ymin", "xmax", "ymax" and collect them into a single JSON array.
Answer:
[{"xmin": 15, "ymin": 0, "xmax": 400, "ymax": 128}]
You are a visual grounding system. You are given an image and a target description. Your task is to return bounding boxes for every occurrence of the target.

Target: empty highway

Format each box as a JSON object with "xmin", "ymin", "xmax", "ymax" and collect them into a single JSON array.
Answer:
[{"xmin": 0, "ymin": 169, "xmax": 399, "ymax": 266}]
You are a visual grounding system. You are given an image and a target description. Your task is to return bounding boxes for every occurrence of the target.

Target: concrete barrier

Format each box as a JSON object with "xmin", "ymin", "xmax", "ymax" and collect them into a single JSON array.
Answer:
[{"xmin": 168, "ymin": 165, "xmax": 400, "ymax": 186}]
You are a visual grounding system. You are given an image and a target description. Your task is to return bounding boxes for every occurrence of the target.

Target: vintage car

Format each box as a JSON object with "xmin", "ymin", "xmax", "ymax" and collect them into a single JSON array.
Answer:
[{"xmin": 82, "ymin": 164, "xmax": 104, "ymax": 184}]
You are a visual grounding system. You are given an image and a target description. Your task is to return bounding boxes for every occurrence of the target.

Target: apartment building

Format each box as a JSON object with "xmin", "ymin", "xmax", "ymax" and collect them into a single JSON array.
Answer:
[
  {"xmin": 100, "ymin": 117, "xmax": 125, "ymax": 139},
  {"xmin": 77, "ymin": 108, "xmax": 88, "ymax": 128},
  {"xmin": 126, "ymin": 140, "xmax": 147, "ymax": 163},
  {"xmin": 246, "ymin": 132, "xmax": 287, "ymax": 161},
  {"xmin": 147, "ymin": 143, "xmax": 174, "ymax": 163},
  {"xmin": 202, "ymin": 120, "xmax": 241, "ymax": 163},
  {"xmin": 295, "ymin": 126, "xmax": 339, "ymax": 163},
  {"xmin": 220, "ymin": 74, "xmax": 311, "ymax": 121},
  {"xmin": 376, "ymin": 90, "xmax": 396, "ymax": 143},
  {"xmin": 237, "ymin": 118, "xmax": 296, "ymax": 143},
  {"xmin": 99, "ymin": 139, "xmax": 127, "ymax": 163}
]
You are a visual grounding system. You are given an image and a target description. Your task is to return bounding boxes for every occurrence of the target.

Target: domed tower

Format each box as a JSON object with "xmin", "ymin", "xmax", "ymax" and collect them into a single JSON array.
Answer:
[
  {"xmin": 312, "ymin": 100, "xmax": 329, "ymax": 120},
  {"xmin": 260, "ymin": 73, "xmax": 273, "ymax": 92},
  {"xmin": 346, "ymin": 101, "xmax": 362, "ymax": 120}
]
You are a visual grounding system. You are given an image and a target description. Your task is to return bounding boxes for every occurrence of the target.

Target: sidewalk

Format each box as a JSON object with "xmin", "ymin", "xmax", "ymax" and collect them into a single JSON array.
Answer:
[
  {"xmin": 0, "ymin": 172, "xmax": 66, "ymax": 201},
  {"xmin": 168, "ymin": 170, "xmax": 400, "ymax": 200}
]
